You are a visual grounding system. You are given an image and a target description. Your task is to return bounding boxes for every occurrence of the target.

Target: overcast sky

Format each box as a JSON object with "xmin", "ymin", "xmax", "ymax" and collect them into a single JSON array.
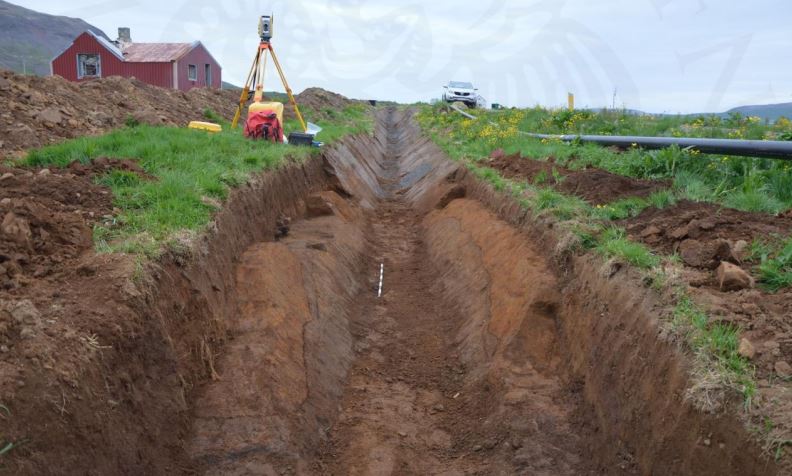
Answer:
[{"xmin": 19, "ymin": 0, "xmax": 792, "ymax": 113}]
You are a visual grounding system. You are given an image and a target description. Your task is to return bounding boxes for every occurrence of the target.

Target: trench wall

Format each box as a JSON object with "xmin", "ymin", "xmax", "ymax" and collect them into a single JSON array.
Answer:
[
  {"xmin": 370, "ymin": 109, "xmax": 775, "ymax": 475},
  {"xmin": 33, "ymin": 108, "xmax": 775, "ymax": 475}
]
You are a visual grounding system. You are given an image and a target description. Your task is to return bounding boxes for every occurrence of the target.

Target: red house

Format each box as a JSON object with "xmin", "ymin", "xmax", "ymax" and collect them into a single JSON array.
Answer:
[{"xmin": 51, "ymin": 28, "xmax": 221, "ymax": 91}]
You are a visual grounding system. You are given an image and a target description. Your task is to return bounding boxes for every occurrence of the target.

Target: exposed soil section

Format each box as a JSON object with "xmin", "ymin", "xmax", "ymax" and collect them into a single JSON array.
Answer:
[
  {"xmin": 0, "ymin": 154, "xmax": 333, "ymax": 474},
  {"xmin": 0, "ymin": 164, "xmax": 114, "ymax": 291},
  {"xmin": 0, "ymin": 107, "xmax": 780, "ymax": 475},
  {"xmin": 188, "ymin": 191, "xmax": 368, "ymax": 473},
  {"xmin": 622, "ymin": 200, "xmax": 792, "ymax": 382},
  {"xmin": 311, "ymin": 113, "xmax": 591, "ymax": 474},
  {"xmin": 459, "ymin": 170, "xmax": 778, "ymax": 475},
  {"xmin": 487, "ymin": 151, "xmax": 668, "ymax": 204},
  {"xmin": 623, "ymin": 200, "xmax": 792, "ymax": 264}
]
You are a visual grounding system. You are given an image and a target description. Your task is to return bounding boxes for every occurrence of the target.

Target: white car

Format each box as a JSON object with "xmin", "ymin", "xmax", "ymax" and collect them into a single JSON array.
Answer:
[{"xmin": 443, "ymin": 81, "xmax": 478, "ymax": 108}]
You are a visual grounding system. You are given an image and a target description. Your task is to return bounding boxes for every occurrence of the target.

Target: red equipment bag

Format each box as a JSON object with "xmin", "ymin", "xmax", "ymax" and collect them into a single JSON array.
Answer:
[{"xmin": 244, "ymin": 110, "xmax": 283, "ymax": 142}]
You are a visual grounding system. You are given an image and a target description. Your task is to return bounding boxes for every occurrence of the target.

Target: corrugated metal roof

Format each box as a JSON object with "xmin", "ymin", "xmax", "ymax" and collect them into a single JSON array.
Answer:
[{"xmin": 122, "ymin": 42, "xmax": 195, "ymax": 62}]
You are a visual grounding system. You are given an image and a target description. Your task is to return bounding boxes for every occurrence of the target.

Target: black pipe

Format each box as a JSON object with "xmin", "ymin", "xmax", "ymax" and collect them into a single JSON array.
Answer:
[
  {"xmin": 447, "ymin": 105, "xmax": 792, "ymax": 160},
  {"xmin": 521, "ymin": 132, "xmax": 792, "ymax": 160}
]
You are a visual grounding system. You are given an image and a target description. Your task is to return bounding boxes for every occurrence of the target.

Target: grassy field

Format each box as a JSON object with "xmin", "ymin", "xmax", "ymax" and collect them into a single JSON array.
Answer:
[
  {"xmin": 419, "ymin": 105, "xmax": 792, "ymax": 214},
  {"xmin": 23, "ymin": 104, "xmax": 372, "ymax": 256},
  {"xmin": 417, "ymin": 104, "xmax": 792, "ymax": 408},
  {"xmin": 418, "ymin": 104, "xmax": 792, "ymax": 291}
]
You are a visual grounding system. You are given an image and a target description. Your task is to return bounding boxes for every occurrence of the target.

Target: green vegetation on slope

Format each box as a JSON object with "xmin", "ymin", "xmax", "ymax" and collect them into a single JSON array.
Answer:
[
  {"xmin": 24, "ymin": 105, "xmax": 372, "ymax": 255},
  {"xmin": 753, "ymin": 237, "xmax": 792, "ymax": 292},
  {"xmin": 418, "ymin": 104, "xmax": 792, "ymax": 214}
]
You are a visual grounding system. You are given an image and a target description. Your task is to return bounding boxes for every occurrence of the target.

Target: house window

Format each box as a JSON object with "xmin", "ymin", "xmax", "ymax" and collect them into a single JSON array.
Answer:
[
  {"xmin": 188, "ymin": 64, "xmax": 197, "ymax": 81},
  {"xmin": 205, "ymin": 64, "xmax": 212, "ymax": 86},
  {"xmin": 77, "ymin": 54, "xmax": 101, "ymax": 79}
]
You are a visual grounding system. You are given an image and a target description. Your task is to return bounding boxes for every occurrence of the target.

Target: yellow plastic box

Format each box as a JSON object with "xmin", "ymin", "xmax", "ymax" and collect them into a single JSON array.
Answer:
[{"xmin": 188, "ymin": 121, "xmax": 222, "ymax": 133}]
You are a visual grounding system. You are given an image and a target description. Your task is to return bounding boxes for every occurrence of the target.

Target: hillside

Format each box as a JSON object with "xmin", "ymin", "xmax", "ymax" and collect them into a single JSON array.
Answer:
[
  {"xmin": 727, "ymin": 102, "xmax": 792, "ymax": 122},
  {"xmin": 0, "ymin": 0, "xmax": 109, "ymax": 76}
]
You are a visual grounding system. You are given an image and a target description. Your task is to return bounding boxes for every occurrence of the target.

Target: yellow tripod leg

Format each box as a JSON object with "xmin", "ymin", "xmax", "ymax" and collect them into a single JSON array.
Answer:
[
  {"xmin": 231, "ymin": 49, "xmax": 261, "ymax": 129},
  {"xmin": 269, "ymin": 45, "xmax": 307, "ymax": 133}
]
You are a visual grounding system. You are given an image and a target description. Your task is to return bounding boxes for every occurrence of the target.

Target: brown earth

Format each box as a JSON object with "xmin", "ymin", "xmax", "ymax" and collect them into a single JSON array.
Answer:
[
  {"xmin": 285, "ymin": 87, "xmax": 363, "ymax": 122},
  {"xmin": 0, "ymin": 108, "xmax": 782, "ymax": 475},
  {"xmin": 622, "ymin": 200, "xmax": 792, "ymax": 383},
  {"xmin": 487, "ymin": 152, "xmax": 668, "ymax": 204},
  {"xmin": 0, "ymin": 69, "xmax": 358, "ymax": 158},
  {"xmin": 622, "ymin": 200, "xmax": 792, "ymax": 264},
  {"xmin": 0, "ymin": 163, "xmax": 117, "ymax": 292},
  {"xmin": 0, "ymin": 69, "xmax": 241, "ymax": 157}
]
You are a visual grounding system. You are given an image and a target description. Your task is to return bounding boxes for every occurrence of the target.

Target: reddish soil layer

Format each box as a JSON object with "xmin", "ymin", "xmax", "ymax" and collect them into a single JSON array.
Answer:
[
  {"xmin": 487, "ymin": 152, "xmax": 668, "ymax": 204},
  {"xmin": 623, "ymin": 200, "xmax": 792, "ymax": 381},
  {"xmin": 623, "ymin": 200, "xmax": 792, "ymax": 263},
  {"xmin": 0, "ymin": 154, "xmax": 332, "ymax": 474},
  {"xmin": 0, "ymin": 163, "xmax": 115, "ymax": 291}
]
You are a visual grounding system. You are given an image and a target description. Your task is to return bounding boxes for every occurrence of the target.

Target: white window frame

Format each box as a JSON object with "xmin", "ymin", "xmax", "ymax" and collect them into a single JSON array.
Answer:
[
  {"xmin": 76, "ymin": 53, "xmax": 101, "ymax": 79},
  {"xmin": 188, "ymin": 64, "xmax": 197, "ymax": 81}
]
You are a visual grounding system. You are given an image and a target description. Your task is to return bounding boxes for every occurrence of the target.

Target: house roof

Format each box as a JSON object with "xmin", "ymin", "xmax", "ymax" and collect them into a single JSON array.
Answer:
[
  {"xmin": 122, "ymin": 42, "xmax": 197, "ymax": 62},
  {"xmin": 50, "ymin": 31, "xmax": 215, "ymax": 66},
  {"xmin": 89, "ymin": 31, "xmax": 125, "ymax": 60}
]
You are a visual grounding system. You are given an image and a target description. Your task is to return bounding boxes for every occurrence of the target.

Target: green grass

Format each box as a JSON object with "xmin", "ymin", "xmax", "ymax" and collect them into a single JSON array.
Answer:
[
  {"xmin": 417, "ymin": 104, "xmax": 792, "ymax": 214},
  {"xmin": 595, "ymin": 227, "xmax": 660, "ymax": 269},
  {"xmin": 673, "ymin": 293, "xmax": 756, "ymax": 407},
  {"xmin": 754, "ymin": 238, "xmax": 792, "ymax": 292},
  {"xmin": 24, "ymin": 105, "xmax": 372, "ymax": 255}
]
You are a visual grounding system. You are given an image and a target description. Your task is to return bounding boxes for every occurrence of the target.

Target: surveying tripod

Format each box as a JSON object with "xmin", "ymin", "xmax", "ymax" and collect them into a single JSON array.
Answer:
[{"xmin": 231, "ymin": 15, "xmax": 307, "ymax": 132}]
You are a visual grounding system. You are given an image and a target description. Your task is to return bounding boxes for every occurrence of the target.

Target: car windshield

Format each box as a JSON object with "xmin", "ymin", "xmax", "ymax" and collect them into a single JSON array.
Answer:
[{"xmin": 449, "ymin": 81, "xmax": 473, "ymax": 89}]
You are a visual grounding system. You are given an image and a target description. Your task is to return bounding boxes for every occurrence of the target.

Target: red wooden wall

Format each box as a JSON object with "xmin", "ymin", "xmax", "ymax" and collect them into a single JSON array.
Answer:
[
  {"xmin": 124, "ymin": 62, "xmax": 173, "ymax": 89},
  {"xmin": 52, "ymin": 33, "xmax": 221, "ymax": 91},
  {"xmin": 51, "ymin": 32, "xmax": 125, "ymax": 82},
  {"xmin": 176, "ymin": 43, "xmax": 222, "ymax": 91}
]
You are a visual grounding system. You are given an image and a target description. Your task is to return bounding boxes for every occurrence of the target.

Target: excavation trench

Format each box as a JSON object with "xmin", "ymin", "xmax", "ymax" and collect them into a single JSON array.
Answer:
[
  {"xmin": 175, "ymin": 108, "xmax": 773, "ymax": 475},
  {"xmin": 2, "ymin": 107, "xmax": 777, "ymax": 475},
  {"xmin": 186, "ymin": 109, "xmax": 586, "ymax": 474}
]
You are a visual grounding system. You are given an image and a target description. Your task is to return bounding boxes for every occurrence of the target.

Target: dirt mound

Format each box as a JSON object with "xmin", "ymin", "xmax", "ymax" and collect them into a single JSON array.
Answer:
[
  {"xmin": 0, "ymin": 69, "xmax": 240, "ymax": 157},
  {"xmin": 488, "ymin": 152, "xmax": 560, "ymax": 181},
  {"xmin": 0, "ymin": 164, "xmax": 114, "ymax": 290},
  {"xmin": 487, "ymin": 152, "xmax": 668, "ymax": 204},
  {"xmin": 284, "ymin": 87, "xmax": 363, "ymax": 122},
  {"xmin": 561, "ymin": 168, "xmax": 667, "ymax": 204},
  {"xmin": 623, "ymin": 200, "xmax": 792, "ymax": 383},
  {"xmin": 623, "ymin": 200, "xmax": 792, "ymax": 268}
]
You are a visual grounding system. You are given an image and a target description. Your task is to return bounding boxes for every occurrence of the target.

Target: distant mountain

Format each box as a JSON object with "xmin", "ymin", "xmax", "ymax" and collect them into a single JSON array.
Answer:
[
  {"xmin": 587, "ymin": 103, "xmax": 792, "ymax": 123},
  {"xmin": 220, "ymin": 81, "xmax": 290, "ymax": 103},
  {"xmin": 0, "ymin": 0, "xmax": 109, "ymax": 76},
  {"xmin": 726, "ymin": 102, "xmax": 792, "ymax": 122},
  {"xmin": 221, "ymin": 81, "xmax": 241, "ymax": 91}
]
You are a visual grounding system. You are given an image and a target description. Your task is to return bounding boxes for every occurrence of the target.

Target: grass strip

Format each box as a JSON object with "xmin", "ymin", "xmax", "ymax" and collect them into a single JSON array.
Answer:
[{"xmin": 22, "ymin": 105, "xmax": 372, "ymax": 255}]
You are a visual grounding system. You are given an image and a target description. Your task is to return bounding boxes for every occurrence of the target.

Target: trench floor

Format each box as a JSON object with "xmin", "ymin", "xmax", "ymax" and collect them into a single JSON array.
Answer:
[
  {"xmin": 311, "ymin": 119, "xmax": 592, "ymax": 475},
  {"xmin": 190, "ymin": 113, "xmax": 595, "ymax": 475}
]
